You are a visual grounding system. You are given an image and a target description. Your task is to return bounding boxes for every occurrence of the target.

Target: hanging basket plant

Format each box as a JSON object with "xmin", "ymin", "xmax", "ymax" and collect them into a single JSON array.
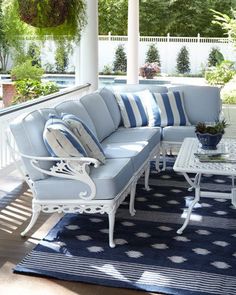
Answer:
[
  {"xmin": 18, "ymin": 0, "xmax": 69, "ymax": 28},
  {"xmin": 14, "ymin": 0, "xmax": 87, "ymax": 42}
]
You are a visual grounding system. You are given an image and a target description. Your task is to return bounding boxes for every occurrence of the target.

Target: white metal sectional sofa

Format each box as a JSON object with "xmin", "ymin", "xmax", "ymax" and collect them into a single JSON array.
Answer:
[{"xmin": 9, "ymin": 83, "xmax": 221, "ymax": 247}]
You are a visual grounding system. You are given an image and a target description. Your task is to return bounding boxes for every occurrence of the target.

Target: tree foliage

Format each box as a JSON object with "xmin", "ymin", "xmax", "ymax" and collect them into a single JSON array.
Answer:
[
  {"xmin": 145, "ymin": 44, "xmax": 161, "ymax": 66},
  {"xmin": 0, "ymin": 0, "xmax": 28, "ymax": 71},
  {"xmin": 113, "ymin": 44, "xmax": 127, "ymax": 73},
  {"xmin": 208, "ymin": 47, "xmax": 224, "ymax": 67},
  {"xmin": 99, "ymin": 0, "xmax": 128, "ymax": 35},
  {"xmin": 55, "ymin": 41, "xmax": 70, "ymax": 73},
  {"xmin": 98, "ymin": 0, "xmax": 236, "ymax": 37},
  {"xmin": 28, "ymin": 42, "xmax": 41, "ymax": 67},
  {"xmin": 176, "ymin": 46, "xmax": 190, "ymax": 74}
]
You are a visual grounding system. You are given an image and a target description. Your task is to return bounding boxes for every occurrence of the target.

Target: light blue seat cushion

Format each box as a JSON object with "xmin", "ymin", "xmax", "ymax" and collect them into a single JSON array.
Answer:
[
  {"xmin": 168, "ymin": 85, "xmax": 221, "ymax": 124},
  {"xmin": 80, "ymin": 93, "xmax": 116, "ymax": 142},
  {"xmin": 162, "ymin": 126, "xmax": 196, "ymax": 142},
  {"xmin": 10, "ymin": 108, "xmax": 58, "ymax": 181},
  {"xmin": 102, "ymin": 127, "xmax": 161, "ymax": 154},
  {"xmin": 99, "ymin": 88, "xmax": 121, "ymax": 129},
  {"xmin": 34, "ymin": 158, "xmax": 133, "ymax": 200},
  {"xmin": 55, "ymin": 100, "xmax": 97, "ymax": 137},
  {"xmin": 101, "ymin": 141, "xmax": 150, "ymax": 172},
  {"xmin": 110, "ymin": 84, "xmax": 168, "ymax": 93}
]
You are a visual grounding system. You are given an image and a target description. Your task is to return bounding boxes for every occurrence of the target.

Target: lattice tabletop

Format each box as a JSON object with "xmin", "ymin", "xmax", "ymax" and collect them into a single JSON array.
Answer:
[{"xmin": 174, "ymin": 138, "xmax": 236, "ymax": 176}]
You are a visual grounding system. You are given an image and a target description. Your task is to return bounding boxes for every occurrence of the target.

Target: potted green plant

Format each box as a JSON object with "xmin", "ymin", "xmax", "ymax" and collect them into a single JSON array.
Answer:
[
  {"xmin": 195, "ymin": 120, "xmax": 227, "ymax": 150},
  {"xmin": 9, "ymin": 0, "xmax": 87, "ymax": 42}
]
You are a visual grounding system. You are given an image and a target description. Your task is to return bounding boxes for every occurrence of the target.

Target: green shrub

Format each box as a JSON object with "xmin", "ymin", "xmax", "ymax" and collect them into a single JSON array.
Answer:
[
  {"xmin": 205, "ymin": 60, "xmax": 235, "ymax": 85},
  {"xmin": 222, "ymin": 89, "xmax": 236, "ymax": 104},
  {"xmin": 176, "ymin": 46, "xmax": 190, "ymax": 74},
  {"xmin": 208, "ymin": 47, "xmax": 224, "ymax": 67},
  {"xmin": 27, "ymin": 42, "xmax": 41, "ymax": 67},
  {"xmin": 102, "ymin": 64, "xmax": 113, "ymax": 75},
  {"xmin": 145, "ymin": 44, "xmax": 161, "ymax": 66},
  {"xmin": 11, "ymin": 60, "xmax": 44, "ymax": 81},
  {"xmin": 113, "ymin": 44, "xmax": 127, "ymax": 73},
  {"xmin": 55, "ymin": 41, "xmax": 69, "ymax": 73},
  {"xmin": 13, "ymin": 78, "xmax": 59, "ymax": 104},
  {"xmin": 221, "ymin": 76, "xmax": 236, "ymax": 104}
]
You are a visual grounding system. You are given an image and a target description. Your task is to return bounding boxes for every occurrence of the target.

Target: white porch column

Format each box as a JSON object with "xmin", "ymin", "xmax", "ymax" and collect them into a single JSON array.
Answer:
[
  {"xmin": 77, "ymin": 0, "xmax": 98, "ymax": 90},
  {"xmin": 127, "ymin": 0, "xmax": 139, "ymax": 84}
]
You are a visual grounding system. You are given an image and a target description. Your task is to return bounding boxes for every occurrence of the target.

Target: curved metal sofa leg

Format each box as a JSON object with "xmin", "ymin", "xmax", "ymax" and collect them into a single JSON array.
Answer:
[
  {"xmin": 129, "ymin": 181, "xmax": 137, "ymax": 216},
  {"xmin": 145, "ymin": 162, "xmax": 151, "ymax": 191},
  {"xmin": 108, "ymin": 209, "xmax": 116, "ymax": 248},
  {"xmin": 21, "ymin": 203, "xmax": 41, "ymax": 236}
]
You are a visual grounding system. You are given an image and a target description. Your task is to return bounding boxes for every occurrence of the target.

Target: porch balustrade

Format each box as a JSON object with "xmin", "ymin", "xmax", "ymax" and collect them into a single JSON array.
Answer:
[{"xmin": 0, "ymin": 84, "xmax": 91, "ymax": 178}]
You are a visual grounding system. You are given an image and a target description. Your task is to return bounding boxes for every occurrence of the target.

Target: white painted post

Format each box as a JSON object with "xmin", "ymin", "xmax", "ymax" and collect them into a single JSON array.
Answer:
[
  {"xmin": 79, "ymin": 0, "xmax": 98, "ymax": 91},
  {"xmin": 127, "ymin": 0, "xmax": 139, "ymax": 84},
  {"xmin": 75, "ymin": 45, "xmax": 80, "ymax": 86}
]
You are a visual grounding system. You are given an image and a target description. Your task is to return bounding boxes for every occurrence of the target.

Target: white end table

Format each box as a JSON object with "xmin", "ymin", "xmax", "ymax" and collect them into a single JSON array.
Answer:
[{"xmin": 173, "ymin": 138, "xmax": 236, "ymax": 234}]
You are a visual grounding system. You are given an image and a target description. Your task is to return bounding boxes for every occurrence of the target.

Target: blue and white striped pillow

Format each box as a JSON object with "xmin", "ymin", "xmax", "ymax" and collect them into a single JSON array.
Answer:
[
  {"xmin": 61, "ymin": 113, "xmax": 106, "ymax": 164},
  {"xmin": 114, "ymin": 91, "xmax": 148, "ymax": 128},
  {"xmin": 152, "ymin": 91, "xmax": 190, "ymax": 127},
  {"xmin": 43, "ymin": 114, "xmax": 87, "ymax": 158}
]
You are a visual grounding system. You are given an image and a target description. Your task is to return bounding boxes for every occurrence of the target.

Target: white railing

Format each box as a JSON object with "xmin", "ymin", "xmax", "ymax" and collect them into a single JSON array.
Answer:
[
  {"xmin": 0, "ymin": 83, "xmax": 91, "ymax": 177},
  {"xmin": 99, "ymin": 33, "xmax": 231, "ymax": 44}
]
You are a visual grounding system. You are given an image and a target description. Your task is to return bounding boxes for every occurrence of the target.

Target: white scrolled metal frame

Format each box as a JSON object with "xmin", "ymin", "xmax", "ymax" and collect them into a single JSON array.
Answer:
[
  {"xmin": 8, "ymin": 130, "xmax": 161, "ymax": 248},
  {"xmin": 161, "ymin": 141, "xmax": 182, "ymax": 170}
]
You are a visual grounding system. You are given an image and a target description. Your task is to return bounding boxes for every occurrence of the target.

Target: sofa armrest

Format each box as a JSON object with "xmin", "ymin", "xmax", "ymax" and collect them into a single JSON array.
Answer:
[{"xmin": 20, "ymin": 152, "xmax": 100, "ymax": 201}]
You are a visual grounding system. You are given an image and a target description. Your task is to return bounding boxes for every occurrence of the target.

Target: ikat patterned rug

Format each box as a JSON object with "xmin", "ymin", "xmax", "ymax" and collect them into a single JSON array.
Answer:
[{"xmin": 14, "ymin": 163, "xmax": 236, "ymax": 295}]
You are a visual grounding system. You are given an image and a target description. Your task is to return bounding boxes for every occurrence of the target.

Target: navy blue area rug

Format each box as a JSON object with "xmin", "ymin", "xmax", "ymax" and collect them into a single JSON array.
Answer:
[{"xmin": 14, "ymin": 164, "xmax": 236, "ymax": 295}]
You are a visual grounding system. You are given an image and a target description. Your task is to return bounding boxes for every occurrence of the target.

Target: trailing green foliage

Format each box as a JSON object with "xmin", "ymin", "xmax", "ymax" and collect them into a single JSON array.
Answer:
[
  {"xmin": 145, "ymin": 44, "xmax": 161, "ymax": 66},
  {"xmin": 11, "ymin": 60, "xmax": 44, "ymax": 81},
  {"xmin": 208, "ymin": 47, "xmax": 224, "ymax": 67},
  {"xmin": 113, "ymin": 44, "xmax": 127, "ymax": 73},
  {"xmin": 195, "ymin": 120, "xmax": 228, "ymax": 134},
  {"xmin": 13, "ymin": 78, "xmax": 59, "ymax": 103},
  {"xmin": 205, "ymin": 60, "xmax": 235, "ymax": 85},
  {"xmin": 176, "ymin": 46, "xmax": 190, "ymax": 74},
  {"xmin": 6, "ymin": 0, "xmax": 86, "ymax": 43}
]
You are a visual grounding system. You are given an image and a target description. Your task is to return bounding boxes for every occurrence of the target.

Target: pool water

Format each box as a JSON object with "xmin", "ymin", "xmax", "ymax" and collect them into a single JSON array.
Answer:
[{"xmin": 42, "ymin": 75, "xmax": 170, "ymax": 88}]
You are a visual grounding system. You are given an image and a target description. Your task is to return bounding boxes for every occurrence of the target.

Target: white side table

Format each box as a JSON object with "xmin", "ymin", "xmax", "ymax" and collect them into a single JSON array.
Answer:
[{"xmin": 173, "ymin": 138, "xmax": 236, "ymax": 234}]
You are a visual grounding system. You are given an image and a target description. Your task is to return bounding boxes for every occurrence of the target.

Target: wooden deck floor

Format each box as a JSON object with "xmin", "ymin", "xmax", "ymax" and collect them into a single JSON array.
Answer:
[{"xmin": 0, "ymin": 183, "xmax": 159, "ymax": 295}]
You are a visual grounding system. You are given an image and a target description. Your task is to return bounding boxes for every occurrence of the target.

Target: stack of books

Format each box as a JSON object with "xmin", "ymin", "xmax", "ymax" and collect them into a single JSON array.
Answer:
[{"xmin": 194, "ymin": 153, "xmax": 236, "ymax": 163}]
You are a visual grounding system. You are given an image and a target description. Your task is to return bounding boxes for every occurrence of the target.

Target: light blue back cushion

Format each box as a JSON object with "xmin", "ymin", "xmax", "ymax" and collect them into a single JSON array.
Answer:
[
  {"xmin": 110, "ymin": 84, "xmax": 168, "ymax": 93},
  {"xmin": 10, "ymin": 108, "xmax": 58, "ymax": 181},
  {"xmin": 99, "ymin": 87, "xmax": 121, "ymax": 129},
  {"xmin": 55, "ymin": 100, "xmax": 97, "ymax": 137},
  {"xmin": 43, "ymin": 114, "xmax": 87, "ymax": 157},
  {"xmin": 168, "ymin": 85, "xmax": 221, "ymax": 124},
  {"xmin": 61, "ymin": 113, "xmax": 106, "ymax": 164},
  {"xmin": 152, "ymin": 91, "xmax": 191, "ymax": 127},
  {"xmin": 114, "ymin": 91, "xmax": 148, "ymax": 128},
  {"xmin": 80, "ymin": 93, "xmax": 116, "ymax": 142}
]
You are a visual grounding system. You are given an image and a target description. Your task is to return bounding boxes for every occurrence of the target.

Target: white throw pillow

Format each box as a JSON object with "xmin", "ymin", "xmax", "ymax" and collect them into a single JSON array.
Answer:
[
  {"xmin": 61, "ymin": 113, "xmax": 106, "ymax": 164},
  {"xmin": 43, "ymin": 114, "xmax": 87, "ymax": 158}
]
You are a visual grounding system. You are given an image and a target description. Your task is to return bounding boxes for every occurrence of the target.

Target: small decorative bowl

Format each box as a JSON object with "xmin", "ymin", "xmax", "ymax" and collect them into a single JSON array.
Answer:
[{"xmin": 196, "ymin": 132, "xmax": 223, "ymax": 150}]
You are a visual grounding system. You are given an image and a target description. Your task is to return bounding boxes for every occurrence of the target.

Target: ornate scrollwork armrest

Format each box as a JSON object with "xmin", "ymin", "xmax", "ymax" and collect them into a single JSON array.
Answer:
[{"xmin": 21, "ymin": 154, "xmax": 101, "ymax": 200}]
